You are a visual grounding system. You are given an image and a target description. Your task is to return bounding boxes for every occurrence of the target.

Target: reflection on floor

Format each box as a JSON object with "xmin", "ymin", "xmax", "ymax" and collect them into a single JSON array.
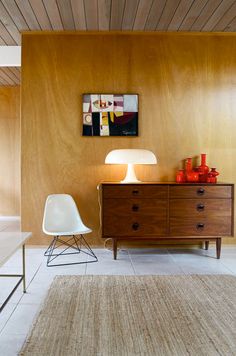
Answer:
[{"xmin": 0, "ymin": 219, "xmax": 236, "ymax": 355}]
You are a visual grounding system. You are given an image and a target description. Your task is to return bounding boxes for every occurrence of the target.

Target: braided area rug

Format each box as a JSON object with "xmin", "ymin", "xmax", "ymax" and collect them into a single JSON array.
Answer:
[{"xmin": 20, "ymin": 275, "xmax": 236, "ymax": 355}]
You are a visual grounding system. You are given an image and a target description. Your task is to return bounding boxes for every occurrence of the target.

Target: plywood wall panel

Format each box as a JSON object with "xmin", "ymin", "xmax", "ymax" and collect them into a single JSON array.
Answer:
[
  {"xmin": 0, "ymin": 86, "xmax": 20, "ymax": 216},
  {"xmin": 21, "ymin": 33, "xmax": 236, "ymax": 245}
]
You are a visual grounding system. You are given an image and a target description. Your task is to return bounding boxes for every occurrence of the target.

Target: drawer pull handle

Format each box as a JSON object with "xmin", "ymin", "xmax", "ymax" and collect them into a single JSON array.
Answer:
[
  {"xmin": 132, "ymin": 222, "xmax": 139, "ymax": 230},
  {"xmin": 197, "ymin": 188, "xmax": 205, "ymax": 196},
  {"xmin": 132, "ymin": 190, "xmax": 139, "ymax": 195},
  {"xmin": 132, "ymin": 205, "xmax": 139, "ymax": 212},
  {"xmin": 197, "ymin": 204, "xmax": 205, "ymax": 211},
  {"xmin": 196, "ymin": 223, "xmax": 205, "ymax": 230}
]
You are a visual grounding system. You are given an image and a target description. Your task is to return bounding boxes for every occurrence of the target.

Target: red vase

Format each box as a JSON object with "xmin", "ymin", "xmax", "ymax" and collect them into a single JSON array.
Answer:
[
  {"xmin": 176, "ymin": 169, "xmax": 185, "ymax": 183},
  {"xmin": 207, "ymin": 173, "xmax": 215, "ymax": 183},
  {"xmin": 186, "ymin": 158, "xmax": 199, "ymax": 182},
  {"xmin": 198, "ymin": 153, "xmax": 209, "ymax": 182},
  {"xmin": 209, "ymin": 168, "xmax": 219, "ymax": 183},
  {"xmin": 186, "ymin": 158, "xmax": 192, "ymax": 173},
  {"xmin": 187, "ymin": 170, "xmax": 199, "ymax": 182}
]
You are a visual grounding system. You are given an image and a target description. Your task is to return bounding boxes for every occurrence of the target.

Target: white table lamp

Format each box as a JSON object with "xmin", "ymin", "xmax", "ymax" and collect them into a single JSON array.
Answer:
[{"xmin": 105, "ymin": 149, "xmax": 157, "ymax": 183}]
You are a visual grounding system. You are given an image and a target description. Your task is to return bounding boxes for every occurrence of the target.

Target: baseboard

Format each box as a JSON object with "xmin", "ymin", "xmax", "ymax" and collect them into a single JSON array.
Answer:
[{"xmin": 0, "ymin": 216, "xmax": 20, "ymax": 221}]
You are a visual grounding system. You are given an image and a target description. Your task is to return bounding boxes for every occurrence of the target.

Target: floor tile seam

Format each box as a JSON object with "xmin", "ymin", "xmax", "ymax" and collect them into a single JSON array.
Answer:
[
  {"xmin": 129, "ymin": 254, "xmax": 151, "ymax": 275},
  {"xmin": 167, "ymin": 251, "xmax": 187, "ymax": 275},
  {"xmin": 217, "ymin": 261, "xmax": 236, "ymax": 275},
  {"xmin": 0, "ymin": 330, "xmax": 30, "ymax": 338},
  {"xmin": 0, "ymin": 264, "xmax": 43, "ymax": 334},
  {"xmin": 16, "ymin": 301, "xmax": 45, "ymax": 306},
  {"xmin": 169, "ymin": 254, "xmax": 224, "ymax": 266},
  {"xmin": 5, "ymin": 262, "xmax": 45, "ymax": 310},
  {"xmin": 128, "ymin": 253, "xmax": 136, "ymax": 275},
  {"xmin": 0, "ymin": 303, "xmax": 19, "ymax": 335},
  {"xmin": 128, "ymin": 255, "xmax": 182, "ymax": 274},
  {"xmin": 25, "ymin": 262, "xmax": 43, "ymax": 287},
  {"xmin": 84, "ymin": 249, "xmax": 89, "ymax": 275},
  {"xmin": 170, "ymin": 260, "xmax": 234, "ymax": 274},
  {"xmin": 1, "ymin": 226, "xmax": 19, "ymax": 232}
]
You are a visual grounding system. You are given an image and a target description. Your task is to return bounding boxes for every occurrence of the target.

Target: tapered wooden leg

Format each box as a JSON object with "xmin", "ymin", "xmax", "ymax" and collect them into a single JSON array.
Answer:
[
  {"xmin": 113, "ymin": 238, "xmax": 117, "ymax": 260},
  {"xmin": 216, "ymin": 238, "xmax": 221, "ymax": 259},
  {"xmin": 205, "ymin": 241, "xmax": 209, "ymax": 250}
]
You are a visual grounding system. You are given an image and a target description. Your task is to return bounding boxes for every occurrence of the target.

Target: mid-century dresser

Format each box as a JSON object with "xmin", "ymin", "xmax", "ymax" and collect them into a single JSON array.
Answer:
[{"xmin": 100, "ymin": 183, "xmax": 234, "ymax": 259}]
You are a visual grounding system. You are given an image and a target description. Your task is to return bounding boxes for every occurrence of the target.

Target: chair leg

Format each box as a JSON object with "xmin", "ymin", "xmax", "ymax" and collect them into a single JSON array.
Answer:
[
  {"xmin": 47, "ymin": 237, "xmax": 58, "ymax": 267},
  {"xmin": 44, "ymin": 237, "xmax": 56, "ymax": 256},
  {"xmin": 45, "ymin": 236, "xmax": 80, "ymax": 257},
  {"xmin": 73, "ymin": 235, "xmax": 81, "ymax": 252},
  {"xmin": 79, "ymin": 235, "xmax": 98, "ymax": 261},
  {"xmin": 44, "ymin": 235, "xmax": 98, "ymax": 267}
]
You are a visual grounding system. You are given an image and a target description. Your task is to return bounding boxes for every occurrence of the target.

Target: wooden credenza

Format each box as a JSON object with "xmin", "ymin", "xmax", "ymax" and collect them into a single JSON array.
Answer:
[{"xmin": 101, "ymin": 183, "xmax": 234, "ymax": 259}]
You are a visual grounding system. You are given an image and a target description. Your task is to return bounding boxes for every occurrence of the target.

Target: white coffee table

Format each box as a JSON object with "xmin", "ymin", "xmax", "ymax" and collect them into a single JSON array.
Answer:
[{"xmin": 0, "ymin": 232, "xmax": 32, "ymax": 312}]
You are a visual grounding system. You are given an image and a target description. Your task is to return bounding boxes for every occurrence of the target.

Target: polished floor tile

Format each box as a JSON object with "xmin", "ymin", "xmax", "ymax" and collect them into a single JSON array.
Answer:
[
  {"xmin": 131, "ymin": 255, "xmax": 184, "ymax": 275},
  {"xmin": 0, "ymin": 332, "xmax": 28, "ymax": 355}
]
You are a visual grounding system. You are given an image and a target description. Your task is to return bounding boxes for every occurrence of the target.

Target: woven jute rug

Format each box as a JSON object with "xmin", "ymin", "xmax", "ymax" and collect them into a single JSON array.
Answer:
[{"xmin": 20, "ymin": 275, "xmax": 236, "ymax": 356}]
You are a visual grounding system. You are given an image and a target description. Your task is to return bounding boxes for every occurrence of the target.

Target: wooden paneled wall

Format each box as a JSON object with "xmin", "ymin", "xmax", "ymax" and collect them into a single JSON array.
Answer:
[
  {"xmin": 0, "ymin": 86, "xmax": 20, "ymax": 216},
  {"xmin": 21, "ymin": 32, "xmax": 236, "ymax": 245}
]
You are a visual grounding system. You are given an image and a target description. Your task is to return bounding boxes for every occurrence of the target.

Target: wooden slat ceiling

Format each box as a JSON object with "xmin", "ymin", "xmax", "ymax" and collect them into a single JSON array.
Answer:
[
  {"xmin": 1, "ymin": 0, "xmax": 236, "ymax": 86},
  {"xmin": 0, "ymin": 67, "xmax": 20, "ymax": 85},
  {"xmin": 0, "ymin": 0, "xmax": 235, "ymax": 44}
]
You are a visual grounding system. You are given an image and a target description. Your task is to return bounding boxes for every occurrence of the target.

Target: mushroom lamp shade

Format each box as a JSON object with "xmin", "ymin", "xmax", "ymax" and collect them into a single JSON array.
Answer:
[{"xmin": 105, "ymin": 149, "xmax": 157, "ymax": 183}]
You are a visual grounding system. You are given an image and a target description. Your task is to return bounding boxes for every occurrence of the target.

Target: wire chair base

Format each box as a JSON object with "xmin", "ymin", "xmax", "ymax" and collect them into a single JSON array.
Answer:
[{"xmin": 44, "ymin": 234, "xmax": 98, "ymax": 267}]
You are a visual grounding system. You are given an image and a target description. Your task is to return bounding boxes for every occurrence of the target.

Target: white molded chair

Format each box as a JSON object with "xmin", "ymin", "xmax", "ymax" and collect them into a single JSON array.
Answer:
[{"xmin": 42, "ymin": 194, "xmax": 98, "ymax": 267}]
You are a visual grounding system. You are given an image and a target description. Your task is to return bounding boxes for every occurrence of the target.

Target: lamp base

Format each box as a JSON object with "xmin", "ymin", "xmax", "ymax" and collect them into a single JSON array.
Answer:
[
  {"xmin": 120, "ymin": 164, "xmax": 141, "ymax": 184},
  {"xmin": 120, "ymin": 179, "xmax": 141, "ymax": 184}
]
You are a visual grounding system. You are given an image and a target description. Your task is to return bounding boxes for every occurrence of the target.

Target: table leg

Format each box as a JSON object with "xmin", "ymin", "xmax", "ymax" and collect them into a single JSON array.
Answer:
[
  {"xmin": 22, "ymin": 244, "xmax": 26, "ymax": 293},
  {"xmin": 113, "ymin": 238, "xmax": 117, "ymax": 260}
]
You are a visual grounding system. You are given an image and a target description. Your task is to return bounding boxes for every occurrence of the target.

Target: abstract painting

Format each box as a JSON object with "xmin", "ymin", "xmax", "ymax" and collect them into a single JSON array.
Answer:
[{"xmin": 82, "ymin": 94, "xmax": 138, "ymax": 136}]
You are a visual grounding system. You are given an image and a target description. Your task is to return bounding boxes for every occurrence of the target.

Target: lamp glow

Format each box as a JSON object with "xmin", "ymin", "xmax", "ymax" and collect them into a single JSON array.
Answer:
[{"xmin": 105, "ymin": 149, "xmax": 157, "ymax": 183}]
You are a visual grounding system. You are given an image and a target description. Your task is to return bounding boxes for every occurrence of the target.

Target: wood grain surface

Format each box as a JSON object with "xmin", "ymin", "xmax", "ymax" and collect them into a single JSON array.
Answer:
[
  {"xmin": 0, "ymin": 86, "xmax": 20, "ymax": 216},
  {"xmin": 169, "ymin": 185, "xmax": 233, "ymax": 199},
  {"xmin": 103, "ymin": 215, "xmax": 168, "ymax": 237},
  {"xmin": 102, "ymin": 184, "xmax": 168, "ymax": 199},
  {"xmin": 103, "ymin": 198, "xmax": 168, "ymax": 217},
  {"xmin": 2, "ymin": 1, "xmax": 236, "ymax": 46},
  {"xmin": 21, "ymin": 32, "xmax": 236, "ymax": 245},
  {"xmin": 169, "ymin": 199, "xmax": 232, "ymax": 217},
  {"xmin": 102, "ymin": 183, "xmax": 233, "ymax": 245},
  {"xmin": 169, "ymin": 216, "xmax": 232, "ymax": 236}
]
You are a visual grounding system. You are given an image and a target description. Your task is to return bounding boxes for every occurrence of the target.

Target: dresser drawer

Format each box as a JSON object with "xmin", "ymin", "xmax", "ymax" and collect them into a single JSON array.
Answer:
[
  {"xmin": 170, "ymin": 217, "xmax": 232, "ymax": 236},
  {"xmin": 103, "ymin": 199, "xmax": 167, "ymax": 217},
  {"xmin": 170, "ymin": 185, "xmax": 232, "ymax": 199},
  {"xmin": 170, "ymin": 199, "xmax": 232, "ymax": 217},
  {"xmin": 103, "ymin": 185, "xmax": 168, "ymax": 199},
  {"xmin": 103, "ymin": 215, "xmax": 167, "ymax": 237}
]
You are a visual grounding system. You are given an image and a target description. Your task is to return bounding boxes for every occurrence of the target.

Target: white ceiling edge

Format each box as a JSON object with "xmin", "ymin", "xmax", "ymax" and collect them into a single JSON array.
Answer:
[{"xmin": 0, "ymin": 46, "xmax": 21, "ymax": 66}]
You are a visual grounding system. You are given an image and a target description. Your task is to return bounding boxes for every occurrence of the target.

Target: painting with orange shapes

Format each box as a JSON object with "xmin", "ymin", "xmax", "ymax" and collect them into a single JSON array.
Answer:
[{"xmin": 82, "ymin": 94, "xmax": 138, "ymax": 136}]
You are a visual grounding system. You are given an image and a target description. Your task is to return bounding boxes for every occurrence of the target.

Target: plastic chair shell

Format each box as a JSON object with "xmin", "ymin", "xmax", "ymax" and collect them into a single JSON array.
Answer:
[{"xmin": 42, "ymin": 194, "xmax": 92, "ymax": 236}]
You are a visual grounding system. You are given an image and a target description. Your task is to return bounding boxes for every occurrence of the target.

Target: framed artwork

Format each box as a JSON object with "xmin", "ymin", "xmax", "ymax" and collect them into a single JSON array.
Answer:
[{"xmin": 82, "ymin": 94, "xmax": 138, "ymax": 136}]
